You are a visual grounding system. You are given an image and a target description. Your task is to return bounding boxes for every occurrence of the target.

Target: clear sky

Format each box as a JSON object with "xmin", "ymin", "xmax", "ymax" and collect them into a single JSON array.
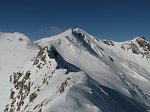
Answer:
[{"xmin": 0, "ymin": 0, "xmax": 150, "ymax": 41}]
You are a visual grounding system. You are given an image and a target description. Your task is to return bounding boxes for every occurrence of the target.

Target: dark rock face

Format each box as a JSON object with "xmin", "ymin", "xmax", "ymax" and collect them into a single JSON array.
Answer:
[
  {"xmin": 128, "ymin": 43, "xmax": 140, "ymax": 54},
  {"xmin": 5, "ymin": 71, "xmax": 32, "ymax": 112},
  {"xmin": 102, "ymin": 40, "xmax": 115, "ymax": 46},
  {"xmin": 121, "ymin": 37, "xmax": 150, "ymax": 60},
  {"xmin": 33, "ymin": 47, "xmax": 48, "ymax": 66},
  {"xmin": 135, "ymin": 37, "xmax": 150, "ymax": 51}
]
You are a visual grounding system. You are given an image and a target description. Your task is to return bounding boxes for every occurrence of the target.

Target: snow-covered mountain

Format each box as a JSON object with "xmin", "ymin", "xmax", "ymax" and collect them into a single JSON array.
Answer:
[{"xmin": 1, "ymin": 28, "xmax": 150, "ymax": 112}]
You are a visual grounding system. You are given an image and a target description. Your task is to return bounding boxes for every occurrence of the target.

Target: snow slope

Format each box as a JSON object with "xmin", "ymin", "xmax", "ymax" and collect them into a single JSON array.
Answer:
[{"xmin": 1, "ymin": 28, "xmax": 150, "ymax": 112}]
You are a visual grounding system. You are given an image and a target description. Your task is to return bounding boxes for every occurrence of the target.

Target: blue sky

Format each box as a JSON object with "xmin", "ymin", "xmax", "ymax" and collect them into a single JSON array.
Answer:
[{"xmin": 0, "ymin": 0, "xmax": 150, "ymax": 41}]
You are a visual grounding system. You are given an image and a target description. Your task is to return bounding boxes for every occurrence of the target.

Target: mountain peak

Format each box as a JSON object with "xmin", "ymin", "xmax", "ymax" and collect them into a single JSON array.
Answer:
[
  {"xmin": 0, "ymin": 32, "xmax": 30, "ymax": 42},
  {"xmin": 137, "ymin": 36, "xmax": 146, "ymax": 40},
  {"xmin": 121, "ymin": 35, "xmax": 150, "ymax": 58},
  {"xmin": 72, "ymin": 27, "xmax": 83, "ymax": 32},
  {"xmin": 132, "ymin": 36, "xmax": 147, "ymax": 42},
  {"xmin": 1, "ymin": 28, "xmax": 150, "ymax": 112}
]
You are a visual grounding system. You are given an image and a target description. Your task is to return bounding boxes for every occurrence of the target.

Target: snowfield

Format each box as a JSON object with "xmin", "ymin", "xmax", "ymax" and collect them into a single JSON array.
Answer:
[{"xmin": 0, "ymin": 28, "xmax": 150, "ymax": 112}]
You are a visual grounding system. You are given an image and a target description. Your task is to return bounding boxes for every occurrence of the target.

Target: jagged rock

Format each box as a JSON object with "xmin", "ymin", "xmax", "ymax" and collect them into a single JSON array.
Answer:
[
  {"xmin": 29, "ymin": 92, "xmax": 37, "ymax": 103},
  {"xmin": 1, "ymin": 28, "xmax": 150, "ymax": 112},
  {"xmin": 10, "ymin": 91, "xmax": 15, "ymax": 99},
  {"xmin": 102, "ymin": 40, "xmax": 115, "ymax": 46},
  {"xmin": 121, "ymin": 37, "xmax": 150, "ymax": 59},
  {"xmin": 59, "ymin": 80, "xmax": 68, "ymax": 93}
]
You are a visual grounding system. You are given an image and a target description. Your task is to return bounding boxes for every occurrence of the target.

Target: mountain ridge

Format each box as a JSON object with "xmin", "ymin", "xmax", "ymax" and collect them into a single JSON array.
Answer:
[{"xmin": 1, "ymin": 28, "xmax": 150, "ymax": 112}]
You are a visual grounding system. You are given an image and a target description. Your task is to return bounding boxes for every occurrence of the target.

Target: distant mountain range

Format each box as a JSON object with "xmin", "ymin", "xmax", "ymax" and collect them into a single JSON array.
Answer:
[{"xmin": 0, "ymin": 28, "xmax": 150, "ymax": 112}]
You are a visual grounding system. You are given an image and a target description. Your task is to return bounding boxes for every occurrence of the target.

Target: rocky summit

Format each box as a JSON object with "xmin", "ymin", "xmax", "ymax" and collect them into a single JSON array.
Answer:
[{"xmin": 0, "ymin": 28, "xmax": 150, "ymax": 112}]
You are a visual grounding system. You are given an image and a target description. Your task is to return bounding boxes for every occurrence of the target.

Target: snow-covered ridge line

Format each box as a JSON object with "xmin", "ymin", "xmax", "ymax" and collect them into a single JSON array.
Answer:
[
  {"xmin": 1, "ymin": 28, "xmax": 150, "ymax": 112},
  {"xmin": 0, "ymin": 32, "xmax": 30, "ymax": 40}
]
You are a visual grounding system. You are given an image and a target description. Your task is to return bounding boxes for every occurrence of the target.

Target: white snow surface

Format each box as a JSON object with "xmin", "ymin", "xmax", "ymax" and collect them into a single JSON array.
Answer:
[{"xmin": 1, "ymin": 29, "xmax": 150, "ymax": 112}]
